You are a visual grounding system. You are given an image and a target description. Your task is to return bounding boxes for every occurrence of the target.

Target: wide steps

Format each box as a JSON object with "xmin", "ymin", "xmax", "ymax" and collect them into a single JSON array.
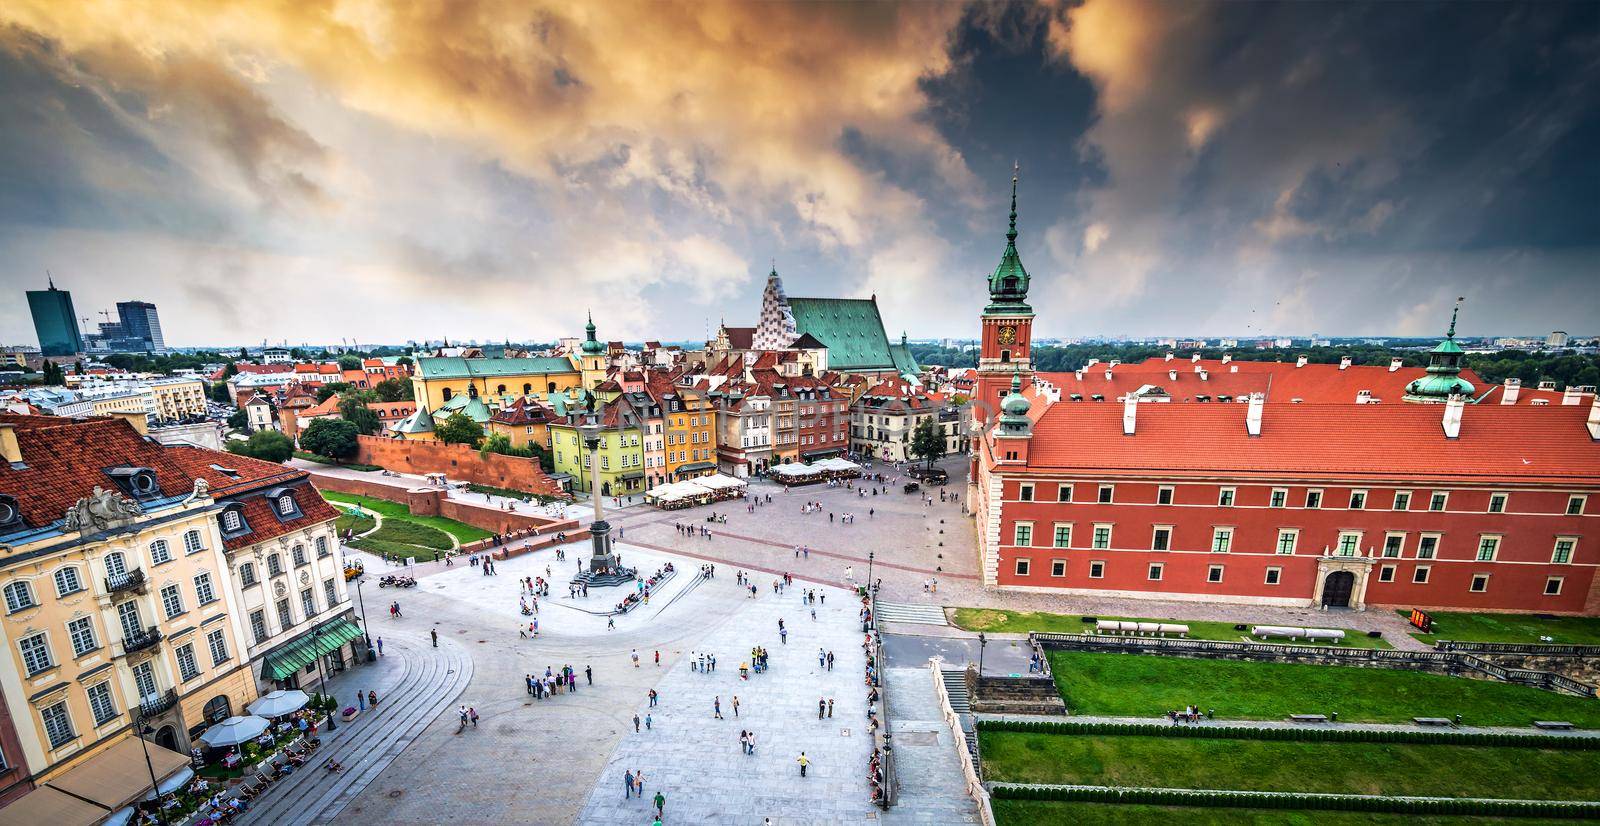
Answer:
[{"xmin": 876, "ymin": 602, "xmax": 949, "ymax": 626}]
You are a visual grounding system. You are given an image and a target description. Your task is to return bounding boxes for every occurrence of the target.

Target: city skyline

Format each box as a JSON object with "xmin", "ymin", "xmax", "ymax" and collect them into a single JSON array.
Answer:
[{"xmin": 3, "ymin": 1, "xmax": 1598, "ymax": 347}]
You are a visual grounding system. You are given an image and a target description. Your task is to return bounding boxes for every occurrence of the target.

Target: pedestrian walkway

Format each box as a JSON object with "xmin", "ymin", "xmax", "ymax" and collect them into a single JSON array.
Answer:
[
  {"xmin": 576, "ymin": 578, "xmax": 875, "ymax": 824},
  {"xmin": 875, "ymin": 602, "xmax": 950, "ymax": 626},
  {"xmin": 978, "ymin": 712, "xmax": 1600, "ymax": 738},
  {"xmin": 880, "ymin": 665, "xmax": 980, "ymax": 824},
  {"xmin": 237, "ymin": 631, "xmax": 474, "ymax": 826}
]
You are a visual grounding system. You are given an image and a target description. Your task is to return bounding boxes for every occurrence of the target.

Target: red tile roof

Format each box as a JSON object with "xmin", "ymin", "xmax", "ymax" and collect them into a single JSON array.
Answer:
[
  {"xmin": 1128, "ymin": 357, "xmax": 1490, "ymax": 404},
  {"xmin": 0, "ymin": 414, "xmax": 324, "ymax": 532},
  {"xmin": 1012, "ymin": 400, "xmax": 1600, "ymax": 484},
  {"xmin": 1036, "ymin": 369, "xmax": 1269, "ymax": 402},
  {"xmin": 723, "ymin": 327, "xmax": 756, "ymax": 350}
]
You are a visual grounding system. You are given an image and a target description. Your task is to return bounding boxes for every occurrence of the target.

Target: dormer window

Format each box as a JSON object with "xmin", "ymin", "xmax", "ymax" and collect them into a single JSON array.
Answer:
[
  {"xmin": 277, "ymin": 496, "xmax": 294, "ymax": 516},
  {"xmin": 265, "ymin": 488, "xmax": 302, "ymax": 521},
  {"xmin": 218, "ymin": 504, "xmax": 250, "ymax": 539},
  {"xmin": 105, "ymin": 466, "xmax": 161, "ymax": 500},
  {"xmin": 0, "ymin": 494, "xmax": 23, "ymax": 532}
]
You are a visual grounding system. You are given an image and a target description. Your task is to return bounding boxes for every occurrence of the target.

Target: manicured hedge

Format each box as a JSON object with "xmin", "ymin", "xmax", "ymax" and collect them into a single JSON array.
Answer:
[
  {"xmin": 990, "ymin": 785, "xmax": 1600, "ymax": 819},
  {"xmin": 976, "ymin": 718, "xmax": 1599, "ymax": 750}
]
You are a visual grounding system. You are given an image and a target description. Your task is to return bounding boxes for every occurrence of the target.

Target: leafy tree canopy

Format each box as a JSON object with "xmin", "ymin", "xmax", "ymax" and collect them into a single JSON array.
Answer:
[
  {"xmin": 301, "ymin": 418, "xmax": 361, "ymax": 460},
  {"xmin": 228, "ymin": 429, "xmax": 294, "ymax": 463},
  {"xmin": 436, "ymin": 412, "xmax": 485, "ymax": 447}
]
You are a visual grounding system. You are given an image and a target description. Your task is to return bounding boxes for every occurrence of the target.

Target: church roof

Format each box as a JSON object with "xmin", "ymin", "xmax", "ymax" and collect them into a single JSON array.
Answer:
[
  {"xmin": 722, "ymin": 327, "xmax": 757, "ymax": 350},
  {"xmin": 416, "ymin": 356, "xmax": 576, "ymax": 380},
  {"xmin": 790, "ymin": 332, "xmax": 827, "ymax": 350},
  {"xmin": 888, "ymin": 341, "xmax": 920, "ymax": 379},
  {"xmin": 787, "ymin": 297, "xmax": 895, "ymax": 371},
  {"xmin": 435, "ymin": 393, "xmax": 491, "ymax": 423}
]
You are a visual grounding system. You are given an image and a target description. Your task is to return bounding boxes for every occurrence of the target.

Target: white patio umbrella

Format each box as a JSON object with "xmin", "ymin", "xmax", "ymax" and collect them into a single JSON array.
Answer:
[
  {"xmin": 247, "ymin": 689, "xmax": 310, "ymax": 718},
  {"xmin": 199, "ymin": 715, "xmax": 270, "ymax": 748},
  {"xmin": 142, "ymin": 766, "xmax": 194, "ymax": 800}
]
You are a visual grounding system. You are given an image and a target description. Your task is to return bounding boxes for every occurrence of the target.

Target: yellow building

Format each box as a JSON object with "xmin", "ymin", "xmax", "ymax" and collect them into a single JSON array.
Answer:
[
  {"xmin": 146, "ymin": 377, "xmax": 209, "ymax": 422},
  {"xmin": 88, "ymin": 392, "xmax": 150, "ymax": 419},
  {"xmin": 487, "ymin": 397, "xmax": 557, "ymax": 452},
  {"xmin": 0, "ymin": 412, "xmax": 353, "ymax": 805},
  {"xmin": 659, "ymin": 385, "xmax": 719, "ymax": 481},
  {"xmin": 410, "ymin": 356, "xmax": 581, "ymax": 413}
]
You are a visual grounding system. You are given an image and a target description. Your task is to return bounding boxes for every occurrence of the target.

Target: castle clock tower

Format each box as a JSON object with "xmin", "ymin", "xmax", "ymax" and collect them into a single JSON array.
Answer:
[{"xmin": 974, "ymin": 165, "xmax": 1034, "ymax": 429}]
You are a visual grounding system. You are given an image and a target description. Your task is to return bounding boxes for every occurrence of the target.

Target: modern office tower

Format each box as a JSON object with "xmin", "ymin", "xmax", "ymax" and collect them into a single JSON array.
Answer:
[{"xmin": 25, "ymin": 279, "xmax": 84, "ymax": 356}]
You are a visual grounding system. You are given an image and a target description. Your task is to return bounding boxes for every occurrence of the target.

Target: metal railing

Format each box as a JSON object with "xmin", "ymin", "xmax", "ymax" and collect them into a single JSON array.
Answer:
[
  {"xmin": 121, "ymin": 626, "xmax": 163, "ymax": 656},
  {"xmin": 869, "ymin": 591, "xmax": 897, "ymax": 809},
  {"xmin": 105, "ymin": 568, "xmax": 146, "ymax": 595},
  {"xmin": 1438, "ymin": 640, "xmax": 1600, "ymax": 657},
  {"xmin": 1031, "ymin": 633, "xmax": 1596, "ymax": 698},
  {"xmin": 136, "ymin": 688, "xmax": 178, "ymax": 720}
]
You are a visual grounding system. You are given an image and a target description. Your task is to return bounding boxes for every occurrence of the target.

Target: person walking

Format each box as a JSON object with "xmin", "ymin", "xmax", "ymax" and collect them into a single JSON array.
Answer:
[
  {"xmin": 632, "ymin": 649, "xmax": 640, "ymax": 668},
  {"xmin": 826, "ymin": 651, "xmax": 834, "ymax": 671},
  {"xmin": 469, "ymin": 707, "xmax": 479, "ymax": 727},
  {"xmin": 653, "ymin": 790, "xmax": 665, "ymax": 820},
  {"xmin": 797, "ymin": 752, "xmax": 810, "ymax": 778},
  {"xmin": 624, "ymin": 769, "xmax": 635, "ymax": 799},
  {"xmin": 634, "ymin": 713, "xmax": 641, "ymax": 733},
  {"xmin": 654, "ymin": 649, "xmax": 660, "ymax": 667},
  {"xmin": 818, "ymin": 648, "xmax": 825, "ymax": 668},
  {"xmin": 586, "ymin": 664, "xmax": 593, "ymax": 685},
  {"xmin": 431, "ymin": 628, "xmax": 438, "ymax": 648},
  {"xmin": 645, "ymin": 713, "xmax": 652, "ymax": 731},
  {"xmin": 818, "ymin": 698, "xmax": 826, "ymax": 719},
  {"xmin": 714, "ymin": 696, "xmax": 723, "ymax": 720},
  {"xmin": 648, "ymin": 689, "xmax": 658, "ymax": 707},
  {"xmin": 732, "ymin": 695, "xmax": 740, "ymax": 717},
  {"xmin": 376, "ymin": 637, "xmax": 384, "ymax": 656},
  {"xmin": 780, "ymin": 627, "xmax": 787, "ymax": 645},
  {"xmin": 827, "ymin": 698, "xmax": 834, "ymax": 718}
]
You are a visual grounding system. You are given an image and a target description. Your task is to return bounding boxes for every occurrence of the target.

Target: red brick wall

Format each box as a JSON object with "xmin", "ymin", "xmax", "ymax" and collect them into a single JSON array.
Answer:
[
  {"xmin": 354, "ymin": 435, "xmax": 567, "ymax": 498},
  {"xmin": 307, "ymin": 473, "xmax": 578, "ymax": 536}
]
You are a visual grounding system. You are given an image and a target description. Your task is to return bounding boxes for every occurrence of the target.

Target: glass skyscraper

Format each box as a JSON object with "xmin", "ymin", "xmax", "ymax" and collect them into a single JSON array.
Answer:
[{"xmin": 26, "ymin": 280, "xmax": 84, "ymax": 356}]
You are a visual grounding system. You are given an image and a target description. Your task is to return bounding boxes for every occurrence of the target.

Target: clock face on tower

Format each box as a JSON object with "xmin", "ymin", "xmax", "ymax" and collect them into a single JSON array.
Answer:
[{"xmin": 996, "ymin": 325, "xmax": 1017, "ymax": 345}]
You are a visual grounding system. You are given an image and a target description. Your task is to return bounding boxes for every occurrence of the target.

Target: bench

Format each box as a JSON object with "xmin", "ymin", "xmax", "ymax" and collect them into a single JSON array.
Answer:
[
  {"xmin": 1289, "ymin": 714, "xmax": 1328, "ymax": 723},
  {"xmin": 1534, "ymin": 721, "xmax": 1575, "ymax": 731},
  {"xmin": 1413, "ymin": 717, "xmax": 1454, "ymax": 727}
]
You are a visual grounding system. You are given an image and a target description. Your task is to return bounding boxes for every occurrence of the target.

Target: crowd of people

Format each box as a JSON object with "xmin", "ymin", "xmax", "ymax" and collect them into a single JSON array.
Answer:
[{"xmin": 614, "ymin": 562, "xmax": 675, "ymax": 613}]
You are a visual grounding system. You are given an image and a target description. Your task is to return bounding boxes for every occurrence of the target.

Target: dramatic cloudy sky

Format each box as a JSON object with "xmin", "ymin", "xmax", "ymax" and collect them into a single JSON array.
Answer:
[{"xmin": 2, "ymin": 1, "xmax": 1597, "ymax": 347}]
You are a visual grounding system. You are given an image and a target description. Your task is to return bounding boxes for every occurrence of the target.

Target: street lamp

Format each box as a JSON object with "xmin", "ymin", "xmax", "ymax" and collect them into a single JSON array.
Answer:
[
  {"xmin": 135, "ymin": 721, "xmax": 170, "ymax": 826},
  {"xmin": 353, "ymin": 576, "xmax": 371, "ymax": 650},
  {"xmin": 977, "ymin": 631, "xmax": 988, "ymax": 678},
  {"xmin": 311, "ymin": 627, "xmax": 337, "ymax": 731},
  {"xmin": 867, "ymin": 551, "xmax": 875, "ymax": 594}
]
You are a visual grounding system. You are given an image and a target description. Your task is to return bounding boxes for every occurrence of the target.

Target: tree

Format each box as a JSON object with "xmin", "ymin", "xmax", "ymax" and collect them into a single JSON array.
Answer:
[
  {"xmin": 396, "ymin": 355, "xmax": 414, "ymax": 368},
  {"xmin": 228, "ymin": 430, "xmax": 294, "ymax": 463},
  {"xmin": 239, "ymin": 347, "xmax": 249, "ymax": 360},
  {"xmin": 73, "ymin": 360, "xmax": 83, "ymax": 375},
  {"xmin": 338, "ymin": 393, "xmax": 382, "ymax": 435},
  {"xmin": 337, "ymin": 354, "xmax": 362, "ymax": 371},
  {"xmin": 227, "ymin": 408, "xmax": 249, "ymax": 431},
  {"xmin": 301, "ymin": 418, "xmax": 361, "ymax": 460},
  {"xmin": 315, "ymin": 382, "xmax": 352, "ymax": 403},
  {"xmin": 211, "ymin": 382, "xmax": 232, "ymax": 403},
  {"xmin": 223, "ymin": 361, "xmax": 239, "ymax": 378},
  {"xmin": 373, "ymin": 378, "xmax": 412, "ymax": 403},
  {"xmin": 40, "ymin": 361, "xmax": 66, "ymax": 386},
  {"xmin": 436, "ymin": 412, "xmax": 484, "ymax": 447},
  {"xmin": 909, "ymin": 417, "xmax": 945, "ymax": 469}
]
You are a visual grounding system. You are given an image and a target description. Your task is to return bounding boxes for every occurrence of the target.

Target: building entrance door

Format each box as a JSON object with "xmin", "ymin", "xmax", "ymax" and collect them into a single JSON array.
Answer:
[{"xmin": 1322, "ymin": 571, "xmax": 1356, "ymax": 608}]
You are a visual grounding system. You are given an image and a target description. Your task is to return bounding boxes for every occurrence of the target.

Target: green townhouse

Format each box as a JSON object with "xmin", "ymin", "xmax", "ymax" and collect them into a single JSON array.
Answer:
[{"xmin": 548, "ymin": 402, "xmax": 646, "ymax": 498}]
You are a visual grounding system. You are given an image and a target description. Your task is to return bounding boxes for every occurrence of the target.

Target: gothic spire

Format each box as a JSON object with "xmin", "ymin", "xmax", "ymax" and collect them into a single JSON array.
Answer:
[
  {"xmin": 986, "ymin": 162, "xmax": 1032, "ymax": 314},
  {"xmin": 1446, "ymin": 296, "xmax": 1463, "ymax": 339},
  {"xmin": 1008, "ymin": 161, "xmax": 1019, "ymax": 243}
]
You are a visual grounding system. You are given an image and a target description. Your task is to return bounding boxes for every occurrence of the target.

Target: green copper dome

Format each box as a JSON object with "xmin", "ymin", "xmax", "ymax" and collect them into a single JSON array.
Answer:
[
  {"xmin": 986, "ymin": 165, "xmax": 1033, "ymax": 315},
  {"xmin": 1000, "ymin": 372, "xmax": 1032, "ymax": 418},
  {"xmin": 1404, "ymin": 298, "xmax": 1475, "ymax": 403},
  {"xmin": 581, "ymin": 311, "xmax": 605, "ymax": 355}
]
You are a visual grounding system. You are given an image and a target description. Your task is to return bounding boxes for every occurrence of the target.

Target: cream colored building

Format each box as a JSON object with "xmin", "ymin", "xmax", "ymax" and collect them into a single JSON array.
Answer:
[{"xmin": 146, "ymin": 377, "xmax": 208, "ymax": 422}]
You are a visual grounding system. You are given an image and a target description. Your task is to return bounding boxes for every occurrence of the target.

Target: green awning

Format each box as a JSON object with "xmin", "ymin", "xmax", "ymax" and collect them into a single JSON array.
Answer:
[{"xmin": 260, "ymin": 618, "xmax": 363, "ymax": 682}]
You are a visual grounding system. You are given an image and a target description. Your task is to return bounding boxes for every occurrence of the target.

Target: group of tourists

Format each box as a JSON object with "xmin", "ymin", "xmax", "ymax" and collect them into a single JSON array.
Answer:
[{"xmin": 525, "ymin": 663, "xmax": 590, "ymax": 699}]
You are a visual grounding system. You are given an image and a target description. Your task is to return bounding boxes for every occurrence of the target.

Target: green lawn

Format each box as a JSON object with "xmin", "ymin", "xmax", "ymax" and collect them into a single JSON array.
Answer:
[
  {"xmin": 1399, "ymin": 609, "xmax": 1600, "ymax": 647},
  {"xmin": 980, "ymin": 731, "xmax": 1600, "ymax": 800},
  {"xmin": 1048, "ymin": 651, "xmax": 1600, "ymax": 726},
  {"xmin": 334, "ymin": 509, "xmax": 376, "ymax": 536},
  {"xmin": 365, "ymin": 519, "xmax": 451, "ymax": 549},
  {"xmin": 320, "ymin": 491, "xmax": 491, "ymax": 544},
  {"xmin": 993, "ymin": 800, "xmax": 1583, "ymax": 826},
  {"xmin": 465, "ymin": 483, "xmax": 563, "ymax": 503},
  {"xmin": 953, "ymin": 608, "xmax": 1391, "ymax": 649}
]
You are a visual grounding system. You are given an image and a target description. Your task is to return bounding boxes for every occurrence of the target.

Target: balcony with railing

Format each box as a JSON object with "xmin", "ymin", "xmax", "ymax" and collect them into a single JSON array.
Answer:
[
  {"xmin": 105, "ymin": 568, "xmax": 147, "ymax": 596},
  {"xmin": 121, "ymin": 626, "xmax": 163, "ymax": 656},
  {"xmin": 136, "ymin": 688, "xmax": 178, "ymax": 720}
]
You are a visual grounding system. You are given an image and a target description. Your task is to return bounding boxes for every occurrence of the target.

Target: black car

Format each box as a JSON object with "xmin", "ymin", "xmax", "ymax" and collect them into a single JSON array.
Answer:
[{"xmin": 903, "ymin": 482, "xmax": 921, "ymax": 494}]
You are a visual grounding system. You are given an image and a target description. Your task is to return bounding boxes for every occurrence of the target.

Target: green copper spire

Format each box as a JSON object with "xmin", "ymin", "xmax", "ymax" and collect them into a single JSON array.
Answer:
[
  {"xmin": 1404, "ymin": 296, "xmax": 1473, "ymax": 403},
  {"xmin": 581, "ymin": 310, "xmax": 605, "ymax": 355},
  {"xmin": 986, "ymin": 162, "xmax": 1032, "ymax": 315},
  {"xmin": 998, "ymin": 369, "xmax": 1033, "ymax": 434}
]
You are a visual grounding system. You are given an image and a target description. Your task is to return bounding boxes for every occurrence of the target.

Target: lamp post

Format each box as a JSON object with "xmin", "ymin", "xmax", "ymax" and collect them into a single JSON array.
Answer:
[
  {"xmin": 578, "ymin": 421, "xmax": 616, "ymax": 574},
  {"xmin": 311, "ymin": 627, "xmax": 337, "ymax": 731},
  {"xmin": 353, "ymin": 576, "xmax": 371, "ymax": 649},
  {"xmin": 977, "ymin": 631, "xmax": 987, "ymax": 678},
  {"xmin": 867, "ymin": 551, "xmax": 875, "ymax": 594},
  {"xmin": 135, "ymin": 720, "xmax": 170, "ymax": 826}
]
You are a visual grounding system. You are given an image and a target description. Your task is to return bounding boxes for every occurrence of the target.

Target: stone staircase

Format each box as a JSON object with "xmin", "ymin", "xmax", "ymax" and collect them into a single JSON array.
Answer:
[
  {"xmin": 569, "ymin": 566, "xmax": 638, "ymax": 589},
  {"xmin": 969, "ymin": 670, "xmax": 1067, "ymax": 716},
  {"xmin": 876, "ymin": 602, "xmax": 949, "ymax": 626}
]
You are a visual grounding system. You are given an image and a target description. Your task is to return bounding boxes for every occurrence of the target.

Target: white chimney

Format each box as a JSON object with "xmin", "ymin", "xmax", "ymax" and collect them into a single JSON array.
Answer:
[
  {"xmin": 1193, "ymin": 365, "xmax": 1203, "ymax": 373},
  {"xmin": 1501, "ymin": 378, "xmax": 1521, "ymax": 405},
  {"xmin": 1191, "ymin": 353, "xmax": 1201, "ymax": 363},
  {"xmin": 1075, "ymin": 370, "xmax": 1084, "ymax": 382},
  {"xmin": 1355, "ymin": 390, "xmax": 1372, "ymax": 404},
  {"xmin": 1103, "ymin": 370, "xmax": 1113, "ymax": 381},
  {"xmin": 1199, "ymin": 369, "xmax": 1209, "ymax": 381},
  {"xmin": 1164, "ymin": 352, "xmax": 1174, "ymax": 362},
  {"xmin": 1539, "ymin": 379, "xmax": 1557, "ymax": 390},
  {"xmin": 1389, "ymin": 357, "xmax": 1403, "ymax": 372},
  {"xmin": 1123, "ymin": 394, "xmax": 1138, "ymax": 435},
  {"xmin": 1442, "ymin": 394, "xmax": 1465, "ymax": 439},
  {"xmin": 1086, "ymin": 358, "xmax": 1100, "ymax": 368},
  {"xmin": 1296, "ymin": 355, "xmax": 1308, "ymax": 368},
  {"xmin": 1588, "ymin": 394, "xmax": 1600, "ymax": 440},
  {"xmin": 1246, "ymin": 392, "xmax": 1264, "ymax": 436},
  {"xmin": 1339, "ymin": 356, "xmax": 1353, "ymax": 370},
  {"xmin": 1168, "ymin": 369, "xmax": 1178, "ymax": 381},
  {"xmin": 1562, "ymin": 387, "xmax": 1585, "ymax": 406},
  {"xmin": 1222, "ymin": 354, "xmax": 1233, "ymax": 364},
  {"xmin": 1229, "ymin": 365, "xmax": 1238, "ymax": 373}
]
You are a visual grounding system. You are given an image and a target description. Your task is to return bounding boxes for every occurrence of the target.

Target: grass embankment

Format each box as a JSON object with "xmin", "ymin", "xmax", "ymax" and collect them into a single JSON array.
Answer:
[
  {"xmin": 465, "ymin": 483, "xmax": 563, "ymax": 503},
  {"xmin": 1048, "ymin": 651, "xmax": 1600, "ymax": 727},
  {"xmin": 1400, "ymin": 610, "xmax": 1600, "ymax": 647},
  {"xmin": 334, "ymin": 509, "xmax": 376, "ymax": 536},
  {"xmin": 294, "ymin": 451, "xmax": 381, "ymax": 471},
  {"xmin": 954, "ymin": 608, "xmax": 1391, "ymax": 649},
  {"xmin": 980, "ymin": 730, "xmax": 1600, "ymax": 800},
  {"xmin": 992, "ymin": 800, "xmax": 1583, "ymax": 826},
  {"xmin": 320, "ymin": 491, "xmax": 491, "ymax": 544}
]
